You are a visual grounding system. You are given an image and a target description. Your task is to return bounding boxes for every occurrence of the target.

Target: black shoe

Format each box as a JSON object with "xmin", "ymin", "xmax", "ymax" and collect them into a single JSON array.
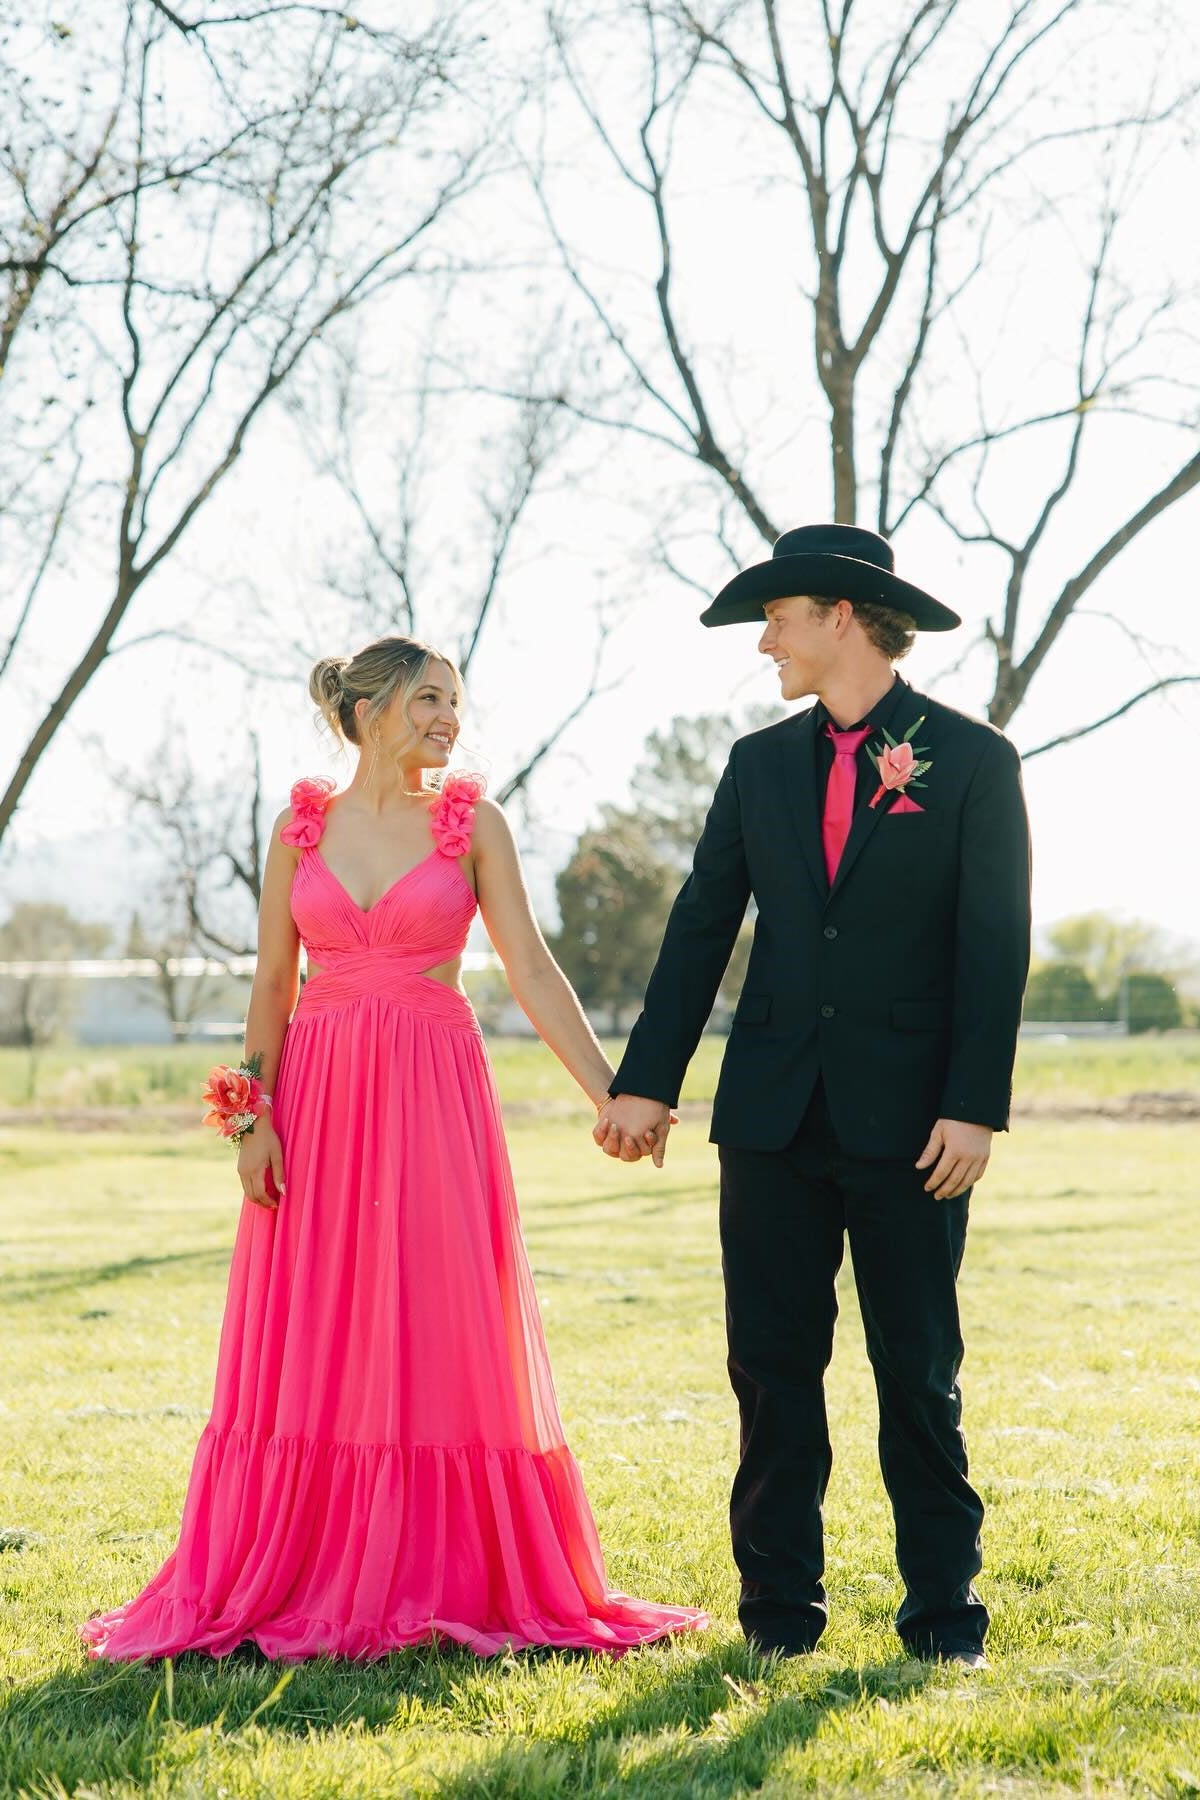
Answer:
[{"xmin": 931, "ymin": 1644, "xmax": 988, "ymax": 1670}]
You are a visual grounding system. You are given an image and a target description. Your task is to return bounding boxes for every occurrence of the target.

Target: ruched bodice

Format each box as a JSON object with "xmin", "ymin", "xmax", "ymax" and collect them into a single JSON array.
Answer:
[
  {"xmin": 292, "ymin": 847, "xmax": 477, "ymax": 971},
  {"xmin": 283, "ymin": 774, "xmax": 484, "ymax": 1028}
]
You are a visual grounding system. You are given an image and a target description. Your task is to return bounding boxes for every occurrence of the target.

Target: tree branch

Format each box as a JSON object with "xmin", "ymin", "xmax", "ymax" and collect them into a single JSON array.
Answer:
[
  {"xmin": 1021, "ymin": 675, "xmax": 1200, "ymax": 758},
  {"xmin": 496, "ymin": 626, "xmax": 621, "ymax": 804},
  {"xmin": 1007, "ymin": 445, "xmax": 1200, "ymax": 718}
]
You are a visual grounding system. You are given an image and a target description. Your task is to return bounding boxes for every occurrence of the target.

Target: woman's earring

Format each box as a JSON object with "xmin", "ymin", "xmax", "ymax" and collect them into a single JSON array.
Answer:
[{"xmin": 365, "ymin": 724, "xmax": 381, "ymax": 784}]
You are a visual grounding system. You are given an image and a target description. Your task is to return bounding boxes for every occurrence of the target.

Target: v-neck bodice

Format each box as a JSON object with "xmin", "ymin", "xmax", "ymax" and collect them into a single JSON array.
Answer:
[{"xmin": 283, "ymin": 774, "xmax": 483, "ymax": 989}]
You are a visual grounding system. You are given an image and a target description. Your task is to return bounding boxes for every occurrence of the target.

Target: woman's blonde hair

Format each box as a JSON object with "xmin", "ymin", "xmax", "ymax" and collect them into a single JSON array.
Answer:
[{"xmin": 308, "ymin": 636, "xmax": 463, "ymax": 753}]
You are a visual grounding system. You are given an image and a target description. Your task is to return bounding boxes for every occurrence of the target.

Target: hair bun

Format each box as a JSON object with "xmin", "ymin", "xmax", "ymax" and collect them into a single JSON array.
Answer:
[
  {"xmin": 309, "ymin": 656, "xmax": 347, "ymax": 707},
  {"xmin": 308, "ymin": 656, "xmax": 351, "ymax": 741}
]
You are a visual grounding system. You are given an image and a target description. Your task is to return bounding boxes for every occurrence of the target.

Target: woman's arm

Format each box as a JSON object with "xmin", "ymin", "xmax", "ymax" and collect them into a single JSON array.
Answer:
[
  {"xmin": 236, "ymin": 809, "xmax": 302, "ymax": 1207},
  {"xmin": 599, "ymin": 746, "xmax": 750, "ymax": 1165},
  {"xmin": 472, "ymin": 799, "xmax": 614, "ymax": 1109}
]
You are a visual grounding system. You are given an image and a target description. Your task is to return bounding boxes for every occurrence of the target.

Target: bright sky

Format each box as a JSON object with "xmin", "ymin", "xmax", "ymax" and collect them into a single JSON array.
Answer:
[{"xmin": 2, "ymin": 1, "xmax": 1199, "ymax": 953}]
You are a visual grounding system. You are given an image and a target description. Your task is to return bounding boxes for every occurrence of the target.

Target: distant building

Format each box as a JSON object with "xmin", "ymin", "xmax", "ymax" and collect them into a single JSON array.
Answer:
[{"xmin": 0, "ymin": 954, "xmax": 507, "ymax": 1045}]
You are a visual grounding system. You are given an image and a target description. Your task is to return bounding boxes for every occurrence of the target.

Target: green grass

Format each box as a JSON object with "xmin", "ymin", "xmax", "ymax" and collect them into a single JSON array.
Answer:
[
  {"xmin": 2, "ymin": 1102, "xmax": 1199, "ymax": 1795},
  {"xmin": 2, "ymin": 1030, "xmax": 1198, "ymax": 1111},
  {"xmin": 0, "ymin": 1044, "xmax": 218, "ymax": 1109}
]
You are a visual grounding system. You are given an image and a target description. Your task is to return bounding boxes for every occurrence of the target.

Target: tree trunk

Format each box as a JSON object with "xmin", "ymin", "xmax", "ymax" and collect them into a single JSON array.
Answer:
[
  {"xmin": 0, "ymin": 576, "xmax": 135, "ymax": 841},
  {"xmin": 987, "ymin": 648, "xmax": 1029, "ymax": 732},
  {"xmin": 828, "ymin": 373, "xmax": 857, "ymax": 524}
]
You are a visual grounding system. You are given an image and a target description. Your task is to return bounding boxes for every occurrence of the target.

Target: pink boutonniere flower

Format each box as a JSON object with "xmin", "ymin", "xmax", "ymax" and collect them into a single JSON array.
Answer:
[{"xmin": 868, "ymin": 717, "xmax": 933, "ymax": 811}]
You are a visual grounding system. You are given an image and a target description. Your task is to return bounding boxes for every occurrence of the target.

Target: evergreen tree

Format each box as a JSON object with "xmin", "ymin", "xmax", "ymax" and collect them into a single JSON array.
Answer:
[
  {"xmin": 552, "ymin": 817, "xmax": 675, "ymax": 1033},
  {"xmin": 1023, "ymin": 961, "xmax": 1105, "ymax": 1024},
  {"xmin": 1121, "ymin": 972, "xmax": 1182, "ymax": 1035}
]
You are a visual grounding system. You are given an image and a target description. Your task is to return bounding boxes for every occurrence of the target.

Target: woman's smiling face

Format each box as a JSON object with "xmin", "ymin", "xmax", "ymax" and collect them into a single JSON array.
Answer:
[
  {"xmin": 361, "ymin": 657, "xmax": 462, "ymax": 769},
  {"xmin": 399, "ymin": 660, "xmax": 460, "ymax": 767}
]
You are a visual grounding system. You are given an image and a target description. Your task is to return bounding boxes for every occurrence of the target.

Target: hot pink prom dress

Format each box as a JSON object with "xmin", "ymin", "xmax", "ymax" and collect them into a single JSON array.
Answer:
[{"xmin": 80, "ymin": 774, "xmax": 705, "ymax": 1660}]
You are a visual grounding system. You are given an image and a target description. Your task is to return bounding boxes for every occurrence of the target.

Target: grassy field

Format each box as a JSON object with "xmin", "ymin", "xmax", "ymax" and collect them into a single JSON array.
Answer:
[
  {"xmin": 2, "ymin": 1083, "xmax": 1199, "ymax": 1796},
  {"xmin": 2, "ymin": 1030, "xmax": 1199, "ymax": 1112}
]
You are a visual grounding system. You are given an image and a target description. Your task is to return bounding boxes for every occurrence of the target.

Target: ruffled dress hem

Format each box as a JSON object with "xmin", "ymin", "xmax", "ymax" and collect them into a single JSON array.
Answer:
[
  {"xmin": 80, "ymin": 1600, "xmax": 706, "ymax": 1664},
  {"xmin": 78, "ymin": 1427, "xmax": 706, "ymax": 1662}
]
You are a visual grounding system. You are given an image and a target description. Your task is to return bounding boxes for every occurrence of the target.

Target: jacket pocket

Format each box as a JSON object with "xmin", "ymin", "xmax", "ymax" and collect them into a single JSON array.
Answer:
[
  {"xmin": 733, "ymin": 992, "xmax": 771, "ymax": 1026},
  {"xmin": 883, "ymin": 806, "xmax": 942, "ymax": 824},
  {"xmin": 890, "ymin": 998, "xmax": 949, "ymax": 1032}
]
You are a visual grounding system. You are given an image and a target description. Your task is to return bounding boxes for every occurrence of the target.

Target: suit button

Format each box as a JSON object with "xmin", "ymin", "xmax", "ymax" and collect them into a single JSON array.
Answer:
[
  {"xmin": 820, "ymin": 1004, "xmax": 835, "ymax": 1019},
  {"xmin": 823, "ymin": 926, "xmax": 838, "ymax": 940}
]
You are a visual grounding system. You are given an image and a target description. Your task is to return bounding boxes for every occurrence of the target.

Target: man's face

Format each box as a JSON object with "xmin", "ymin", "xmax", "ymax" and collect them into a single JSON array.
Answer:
[{"xmin": 757, "ymin": 595, "xmax": 846, "ymax": 701}]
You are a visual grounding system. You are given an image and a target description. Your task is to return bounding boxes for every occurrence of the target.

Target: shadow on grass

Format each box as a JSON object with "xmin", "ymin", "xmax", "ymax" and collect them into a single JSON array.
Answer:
[
  {"xmin": 523, "ymin": 1186, "xmax": 706, "ymax": 1234},
  {"xmin": 0, "ymin": 1247, "xmax": 230, "ymax": 1309},
  {"xmin": 434, "ymin": 1650, "xmax": 935, "ymax": 1798},
  {"xmin": 0, "ymin": 1640, "xmax": 933, "ymax": 1798}
]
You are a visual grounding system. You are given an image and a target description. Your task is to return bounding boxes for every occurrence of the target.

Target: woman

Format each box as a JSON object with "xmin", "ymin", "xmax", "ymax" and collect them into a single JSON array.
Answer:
[{"xmin": 81, "ymin": 636, "xmax": 705, "ymax": 1660}]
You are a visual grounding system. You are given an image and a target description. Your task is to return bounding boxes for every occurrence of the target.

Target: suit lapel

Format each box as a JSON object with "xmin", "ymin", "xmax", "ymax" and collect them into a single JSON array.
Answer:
[
  {"xmin": 780, "ymin": 707, "xmax": 828, "ymax": 903},
  {"xmin": 827, "ymin": 680, "xmax": 930, "ymax": 903}
]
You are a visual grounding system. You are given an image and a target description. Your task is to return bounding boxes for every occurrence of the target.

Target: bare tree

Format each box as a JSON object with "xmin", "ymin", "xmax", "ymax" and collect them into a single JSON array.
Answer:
[
  {"xmin": 304, "ymin": 337, "xmax": 625, "ymax": 806},
  {"xmin": 125, "ymin": 904, "xmax": 241, "ymax": 1042},
  {"xmin": 0, "ymin": 901, "xmax": 110, "ymax": 1100},
  {"xmin": 528, "ymin": 0, "xmax": 1200, "ymax": 744},
  {"xmin": 105, "ymin": 731, "xmax": 267, "ymax": 958},
  {"xmin": 0, "ymin": 1, "xmax": 491, "ymax": 849}
]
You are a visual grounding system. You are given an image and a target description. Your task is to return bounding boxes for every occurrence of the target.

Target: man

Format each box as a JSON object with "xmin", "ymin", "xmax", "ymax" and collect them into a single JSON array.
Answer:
[{"xmin": 597, "ymin": 523, "xmax": 1031, "ymax": 1668}]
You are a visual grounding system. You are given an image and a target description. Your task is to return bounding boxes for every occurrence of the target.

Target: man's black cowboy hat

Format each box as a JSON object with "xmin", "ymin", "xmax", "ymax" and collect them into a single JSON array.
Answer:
[{"xmin": 700, "ymin": 523, "xmax": 961, "ymax": 632}]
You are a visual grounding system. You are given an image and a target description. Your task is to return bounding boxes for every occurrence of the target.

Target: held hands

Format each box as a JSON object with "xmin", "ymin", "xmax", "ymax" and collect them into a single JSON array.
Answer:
[
  {"xmin": 593, "ymin": 1095, "xmax": 676, "ymax": 1168},
  {"xmin": 916, "ymin": 1119, "xmax": 992, "ymax": 1201},
  {"xmin": 237, "ymin": 1119, "xmax": 286, "ymax": 1210}
]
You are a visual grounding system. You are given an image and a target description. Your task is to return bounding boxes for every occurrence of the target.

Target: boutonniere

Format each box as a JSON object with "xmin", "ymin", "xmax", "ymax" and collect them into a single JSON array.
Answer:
[{"xmin": 867, "ymin": 716, "xmax": 932, "ymax": 813}]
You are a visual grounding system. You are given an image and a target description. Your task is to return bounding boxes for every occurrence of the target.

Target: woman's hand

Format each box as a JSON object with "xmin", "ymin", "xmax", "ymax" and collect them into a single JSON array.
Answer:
[
  {"xmin": 594, "ymin": 1096, "xmax": 676, "ymax": 1167},
  {"xmin": 237, "ymin": 1117, "xmax": 286, "ymax": 1210}
]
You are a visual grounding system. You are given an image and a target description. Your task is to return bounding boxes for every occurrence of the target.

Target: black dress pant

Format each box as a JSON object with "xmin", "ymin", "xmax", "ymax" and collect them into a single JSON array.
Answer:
[{"xmin": 718, "ymin": 1081, "xmax": 988, "ymax": 1656}]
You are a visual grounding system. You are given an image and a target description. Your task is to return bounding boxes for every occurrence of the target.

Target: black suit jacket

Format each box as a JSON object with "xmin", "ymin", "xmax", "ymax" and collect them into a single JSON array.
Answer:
[{"xmin": 610, "ymin": 678, "xmax": 1032, "ymax": 1159}]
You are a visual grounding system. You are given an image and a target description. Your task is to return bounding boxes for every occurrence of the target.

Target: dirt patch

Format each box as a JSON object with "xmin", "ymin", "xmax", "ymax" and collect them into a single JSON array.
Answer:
[
  {"xmin": 0, "ymin": 1104, "xmax": 197, "ymax": 1133},
  {"xmin": 1013, "ymin": 1090, "xmax": 1200, "ymax": 1122},
  {"xmin": 1, "ymin": 1092, "xmax": 1197, "ymax": 1133}
]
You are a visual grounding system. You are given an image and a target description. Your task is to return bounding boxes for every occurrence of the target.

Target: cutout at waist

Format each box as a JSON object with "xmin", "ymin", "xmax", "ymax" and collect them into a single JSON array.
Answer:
[
  {"xmin": 306, "ymin": 953, "xmax": 463, "ymax": 994},
  {"xmin": 295, "ymin": 948, "xmax": 477, "ymax": 1031}
]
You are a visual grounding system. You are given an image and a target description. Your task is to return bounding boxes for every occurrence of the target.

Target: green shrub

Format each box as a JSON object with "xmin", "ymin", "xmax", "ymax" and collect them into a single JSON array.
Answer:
[
  {"xmin": 1117, "ymin": 970, "xmax": 1183, "ymax": 1035},
  {"xmin": 1023, "ymin": 960, "xmax": 1106, "ymax": 1022}
]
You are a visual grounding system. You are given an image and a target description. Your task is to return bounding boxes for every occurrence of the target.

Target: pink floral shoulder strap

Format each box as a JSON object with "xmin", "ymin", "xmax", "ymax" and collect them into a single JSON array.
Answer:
[
  {"xmin": 430, "ymin": 772, "xmax": 486, "ymax": 859},
  {"xmin": 280, "ymin": 772, "xmax": 484, "ymax": 856},
  {"xmin": 280, "ymin": 777, "xmax": 335, "ymax": 848}
]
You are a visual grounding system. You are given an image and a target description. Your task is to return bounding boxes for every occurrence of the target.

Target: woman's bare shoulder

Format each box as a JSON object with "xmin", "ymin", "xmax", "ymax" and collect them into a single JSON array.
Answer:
[{"xmin": 471, "ymin": 795, "xmax": 513, "ymax": 847}]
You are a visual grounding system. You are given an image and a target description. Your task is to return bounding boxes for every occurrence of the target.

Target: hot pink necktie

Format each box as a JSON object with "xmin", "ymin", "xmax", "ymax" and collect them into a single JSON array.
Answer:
[{"xmin": 822, "ymin": 723, "xmax": 872, "ymax": 884}]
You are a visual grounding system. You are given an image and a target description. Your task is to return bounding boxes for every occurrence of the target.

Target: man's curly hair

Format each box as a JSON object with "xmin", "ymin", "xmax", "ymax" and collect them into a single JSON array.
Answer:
[{"xmin": 810, "ymin": 595, "xmax": 916, "ymax": 661}]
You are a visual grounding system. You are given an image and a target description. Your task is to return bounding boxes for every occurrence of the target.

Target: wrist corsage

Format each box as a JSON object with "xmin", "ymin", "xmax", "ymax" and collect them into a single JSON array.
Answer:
[{"xmin": 202, "ymin": 1051, "xmax": 272, "ymax": 1147}]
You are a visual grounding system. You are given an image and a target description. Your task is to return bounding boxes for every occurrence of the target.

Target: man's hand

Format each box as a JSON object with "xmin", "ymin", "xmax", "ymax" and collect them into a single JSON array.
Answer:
[
  {"xmin": 916, "ymin": 1119, "xmax": 992, "ymax": 1201},
  {"xmin": 594, "ymin": 1095, "xmax": 673, "ymax": 1168}
]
